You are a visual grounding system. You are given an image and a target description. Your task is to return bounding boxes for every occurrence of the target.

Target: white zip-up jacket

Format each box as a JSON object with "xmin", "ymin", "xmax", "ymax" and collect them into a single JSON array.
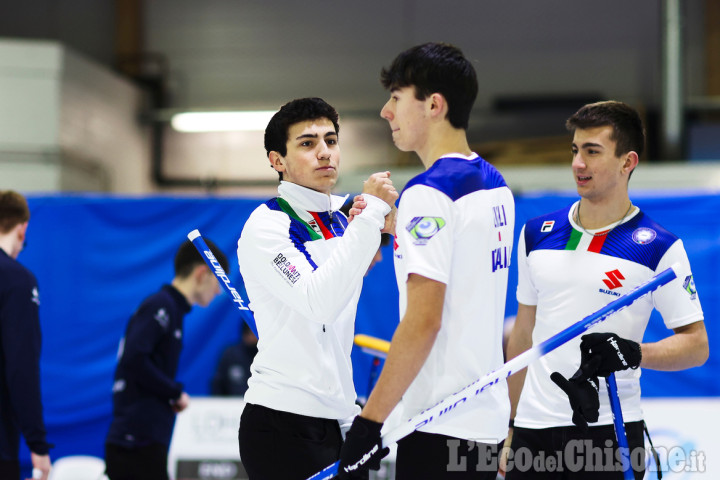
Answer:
[{"xmin": 237, "ymin": 181, "xmax": 390, "ymax": 420}]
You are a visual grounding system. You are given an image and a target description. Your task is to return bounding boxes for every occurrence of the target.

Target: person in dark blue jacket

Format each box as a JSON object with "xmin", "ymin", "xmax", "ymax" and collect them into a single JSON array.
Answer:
[
  {"xmin": 0, "ymin": 190, "xmax": 52, "ymax": 480},
  {"xmin": 104, "ymin": 238, "xmax": 229, "ymax": 480},
  {"xmin": 210, "ymin": 321, "xmax": 257, "ymax": 397}
]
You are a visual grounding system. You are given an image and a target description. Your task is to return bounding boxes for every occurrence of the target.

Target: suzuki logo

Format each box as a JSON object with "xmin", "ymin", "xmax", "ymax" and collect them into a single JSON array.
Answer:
[{"xmin": 603, "ymin": 269, "xmax": 625, "ymax": 289}]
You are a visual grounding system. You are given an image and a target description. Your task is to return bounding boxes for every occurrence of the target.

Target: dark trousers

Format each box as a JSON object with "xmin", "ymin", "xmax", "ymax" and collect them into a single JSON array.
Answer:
[
  {"xmin": 0, "ymin": 460, "xmax": 20, "ymax": 480},
  {"xmin": 239, "ymin": 403, "xmax": 367, "ymax": 480},
  {"xmin": 505, "ymin": 421, "xmax": 645, "ymax": 480},
  {"xmin": 396, "ymin": 430, "xmax": 503, "ymax": 480},
  {"xmin": 105, "ymin": 442, "xmax": 169, "ymax": 480}
]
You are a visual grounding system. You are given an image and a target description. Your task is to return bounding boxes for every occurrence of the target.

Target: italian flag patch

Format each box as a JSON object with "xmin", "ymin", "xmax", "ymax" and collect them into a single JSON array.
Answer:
[{"xmin": 565, "ymin": 228, "xmax": 611, "ymax": 253}]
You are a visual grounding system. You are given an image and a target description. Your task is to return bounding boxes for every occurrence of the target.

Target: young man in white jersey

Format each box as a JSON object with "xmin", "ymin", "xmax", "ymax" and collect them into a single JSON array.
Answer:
[
  {"xmin": 236, "ymin": 97, "xmax": 398, "ymax": 480},
  {"xmin": 503, "ymin": 101, "xmax": 709, "ymax": 479},
  {"xmin": 337, "ymin": 43, "xmax": 515, "ymax": 479}
]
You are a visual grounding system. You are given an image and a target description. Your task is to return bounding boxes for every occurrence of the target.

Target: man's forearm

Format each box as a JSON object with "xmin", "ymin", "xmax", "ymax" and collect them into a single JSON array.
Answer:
[
  {"xmin": 361, "ymin": 275, "xmax": 445, "ymax": 423},
  {"xmin": 640, "ymin": 321, "xmax": 708, "ymax": 371},
  {"xmin": 361, "ymin": 314, "xmax": 439, "ymax": 423}
]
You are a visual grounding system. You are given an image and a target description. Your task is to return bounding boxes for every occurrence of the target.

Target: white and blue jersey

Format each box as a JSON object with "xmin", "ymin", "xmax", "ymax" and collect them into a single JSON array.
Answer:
[
  {"xmin": 515, "ymin": 201, "xmax": 703, "ymax": 429},
  {"xmin": 394, "ymin": 153, "xmax": 515, "ymax": 442}
]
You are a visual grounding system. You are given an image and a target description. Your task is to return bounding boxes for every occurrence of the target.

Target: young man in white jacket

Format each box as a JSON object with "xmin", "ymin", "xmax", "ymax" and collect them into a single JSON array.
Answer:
[{"xmin": 236, "ymin": 97, "xmax": 398, "ymax": 480}]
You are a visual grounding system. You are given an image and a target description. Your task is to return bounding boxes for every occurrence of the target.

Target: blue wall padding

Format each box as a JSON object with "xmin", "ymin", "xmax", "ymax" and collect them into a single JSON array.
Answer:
[{"xmin": 15, "ymin": 191, "xmax": 718, "ymax": 466}]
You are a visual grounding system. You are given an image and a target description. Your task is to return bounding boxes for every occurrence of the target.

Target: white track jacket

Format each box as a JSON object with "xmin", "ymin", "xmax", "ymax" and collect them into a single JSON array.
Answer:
[{"xmin": 237, "ymin": 181, "xmax": 390, "ymax": 420}]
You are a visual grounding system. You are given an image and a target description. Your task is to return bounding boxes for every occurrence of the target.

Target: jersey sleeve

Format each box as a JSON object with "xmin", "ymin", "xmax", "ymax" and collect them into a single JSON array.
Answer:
[
  {"xmin": 0, "ymin": 272, "xmax": 50, "ymax": 454},
  {"xmin": 237, "ymin": 195, "xmax": 389, "ymax": 324},
  {"xmin": 653, "ymin": 239, "xmax": 704, "ymax": 329},
  {"xmin": 395, "ymin": 186, "xmax": 453, "ymax": 284},
  {"xmin": 119, "ymin": 302, "xmax": 183, "ymax": 401},
  {"xmin": 516, "ymin": 225, "xmax": 538, "ymax": 306}
]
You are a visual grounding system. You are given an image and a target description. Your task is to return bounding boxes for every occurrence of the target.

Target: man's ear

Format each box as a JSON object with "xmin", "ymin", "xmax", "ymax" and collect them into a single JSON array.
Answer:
[
  {"xmin": 269, "ymin": 151, "xmax": 285, "ymax": 173},
  {"xmin": 623, "ymin": 151, "xmax": 639, "ymax": 175},
  {"xmin": 12, "ymin": 222, "xmax": 29, "ymax": 257},
  {"xmin": 192, "ymin": 264, "xmax": 211, "ymax": 284},
  {"xmin": 428, "ymin": 92, "xmax": 448, "ymax": 120},
  {"xmin": 17, "ymin": 222, "xmax": 28, "ymax": 240}
]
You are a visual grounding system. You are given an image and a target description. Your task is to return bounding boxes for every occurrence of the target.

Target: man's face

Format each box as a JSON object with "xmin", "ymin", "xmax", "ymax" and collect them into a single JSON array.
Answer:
[
  {"xmin": 380, "ymin": 86, "xmax": 430, "ymax": 153},
  {"xmin": 195, "ymin": 269, "xmax": 222, "ymax": 307},
  {"xmin": 571, "ymin": 126, "xmax": 631, "ymax": 202},
  {"xmin": 270, "ymin": 118, "xmax": 340, "ymax": 194}
]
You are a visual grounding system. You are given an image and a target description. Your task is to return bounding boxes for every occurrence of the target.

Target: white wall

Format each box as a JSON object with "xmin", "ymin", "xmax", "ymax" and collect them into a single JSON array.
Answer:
[
  {"xmin": 59, "ymin": 47, "xmax": 152, "ymax": 193},
  {"xmin": 0, "ymin": 39, "xmax": 63, "ymax": 191},
  {"xmin": 0, "ymin": 39, "xmax": 61, "ymax": 149},
  {"xmin": 0, "ymin": 38, "xmax": 152, "ymax": 193}
]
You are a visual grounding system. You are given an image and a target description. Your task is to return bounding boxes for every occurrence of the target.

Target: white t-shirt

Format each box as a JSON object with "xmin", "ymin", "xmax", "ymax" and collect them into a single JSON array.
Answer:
[
  {"xmin": 394, "ymin": 154, "xmax": 515, "ymax": 442},
  {"xmin": 515, "ymin": 201, "xmax": 704, "ymax": 428}
]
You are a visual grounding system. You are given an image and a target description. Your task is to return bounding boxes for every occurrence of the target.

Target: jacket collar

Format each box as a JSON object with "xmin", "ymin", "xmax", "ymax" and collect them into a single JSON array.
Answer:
[{"xmin": 278, "ymin": 181, "xmax": 348, "ymax": 213}]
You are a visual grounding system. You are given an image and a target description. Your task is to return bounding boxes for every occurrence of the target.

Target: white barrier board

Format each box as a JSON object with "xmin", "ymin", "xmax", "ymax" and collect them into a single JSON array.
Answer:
[
  {"xmin": 167, "ymin": 397, "xmax": 718, "ymax": 479},
  {"xmin": 641, "ymin": 397, "xmax": 718, "ymax": 479},
  {"xmin": 168, "ymin": 397, "xmax": 247, "ymax": 480}
]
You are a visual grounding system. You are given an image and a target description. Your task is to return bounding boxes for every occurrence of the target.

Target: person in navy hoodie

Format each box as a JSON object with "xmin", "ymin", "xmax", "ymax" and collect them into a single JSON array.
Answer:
[
  {"xmin": 105, "ymin": 238, "xmax": 228, "ymax": 480},
  {"xmin": 0, "ymin": 190, "xmax": 52, "ymax": 480}
]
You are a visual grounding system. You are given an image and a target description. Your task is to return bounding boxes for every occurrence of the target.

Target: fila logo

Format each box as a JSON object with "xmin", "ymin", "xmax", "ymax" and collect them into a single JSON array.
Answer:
[
  {"xmin": 541, "ymin": 221, "xmax": 555, "ymax": 232},
  {"xmin": 603, "ymin": 269, "xmax": 625, "ymax": 290},
  {"xmin": 307, "ymin": 219, "xmax": 322, "ymax": 234}
]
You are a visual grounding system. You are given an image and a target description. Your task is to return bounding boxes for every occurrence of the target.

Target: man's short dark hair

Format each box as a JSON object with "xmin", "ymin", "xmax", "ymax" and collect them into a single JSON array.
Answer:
[
  {"xmin": 174, "ymin": 238, "xmax": 229, "ymax": 279},
  {"xmin": 381, "ymin": 42, "xmax": 478, "ymax": 130},
  {"xmin": 0, "ymin": 190, "xmax": 30, "ymax": 234},
  {"xmin": 264, "ymin": 97, "xmax": 340, "ymax": 181},
  {"xmin": 566, "ymin": 100, "xmax": 646, "ymax": 158}
]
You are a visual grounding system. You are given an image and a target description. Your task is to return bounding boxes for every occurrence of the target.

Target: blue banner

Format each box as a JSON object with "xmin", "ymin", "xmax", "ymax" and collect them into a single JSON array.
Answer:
[{"xmin": 15, "ymin": 191, "xmax": 719, "ymax": 467}]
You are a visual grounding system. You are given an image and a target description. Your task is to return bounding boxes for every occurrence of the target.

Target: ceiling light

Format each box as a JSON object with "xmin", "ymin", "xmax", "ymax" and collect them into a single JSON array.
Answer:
[{"xmin": 170, "ymin": 111, "xmax": 276, "ymax": 132}]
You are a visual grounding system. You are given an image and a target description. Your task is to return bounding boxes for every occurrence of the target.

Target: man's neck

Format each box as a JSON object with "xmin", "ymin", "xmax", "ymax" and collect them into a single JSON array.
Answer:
[
  {"xmin": 171, "ymin": 277, "xmax": 196, "ymax": 306},
  {"xmin": 417, "ymin": 125, "xmax": 472, "ymax": 169},
  {"xmin": 576, "ymin": 194, "xmax": 634, "ymax": 230},
  {"xmin": 0, "ymin": 235, "xmax": 17, "ymax": 259}
]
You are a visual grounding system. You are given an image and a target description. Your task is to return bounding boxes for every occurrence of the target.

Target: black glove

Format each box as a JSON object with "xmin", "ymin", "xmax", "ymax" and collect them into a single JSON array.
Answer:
[
  {"xmin": 551, "ymin": 366, "xmax": 600, "ymax": 431},
  {"xmin": 336, "ymin": 416, "xmax": 389, "ymax": 479},
  {"xmin": 577, "ymin": 332, "xmax": 642, "ymax": 378}
]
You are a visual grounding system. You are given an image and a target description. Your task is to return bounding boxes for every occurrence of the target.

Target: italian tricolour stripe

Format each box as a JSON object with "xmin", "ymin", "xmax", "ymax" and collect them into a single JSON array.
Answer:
[
  {"xmin": 309, "ymin": 211, "xmax": 334, "ymax": 239},
  {"xmin": 565, "ymin": 228, "xmax": 611, "ymax": 253}
]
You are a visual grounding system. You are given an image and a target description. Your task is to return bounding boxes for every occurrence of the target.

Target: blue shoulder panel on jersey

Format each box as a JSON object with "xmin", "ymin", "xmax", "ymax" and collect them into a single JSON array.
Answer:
[
  {"xmin": 523, "ymin": 205, "xmax": 575, "ymax": 255},
  {"xmin": 401, "ymin": 156, "xmax": 507, "ymax": 201},
  {"xmin": 524, "ymin": 205, "xmax": 679, "ymax": 271},
  {"xmin": 265, "ymin": 198, "xmax": 319, "ymax": 270},
  {"xmin": 600, "ymin": 211, "xmax": 678, "ymax": 271}
]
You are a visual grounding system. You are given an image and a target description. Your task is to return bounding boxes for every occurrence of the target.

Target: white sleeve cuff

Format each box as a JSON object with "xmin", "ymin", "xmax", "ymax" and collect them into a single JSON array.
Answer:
[{"xmin": 354, "ymin": 194, "xmax": 391, "ymax": 229}]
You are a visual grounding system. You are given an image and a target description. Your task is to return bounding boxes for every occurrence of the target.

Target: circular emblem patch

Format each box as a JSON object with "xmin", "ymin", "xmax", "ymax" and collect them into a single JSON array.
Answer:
[
  {"xmin": 415, "ymin": 218, "xmax": 440, "ymax": 238},
  {"xmin": 632, "ymin": 227, "xmax": 657, "ymax": 245}
]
